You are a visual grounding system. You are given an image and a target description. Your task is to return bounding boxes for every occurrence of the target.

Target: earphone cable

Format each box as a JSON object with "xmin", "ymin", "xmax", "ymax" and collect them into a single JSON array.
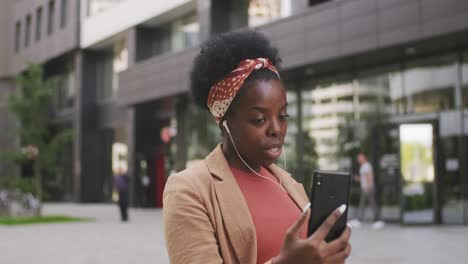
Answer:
[{"xmin": 226, "ymin": 128, "xmax": 287, "ymax": 193}]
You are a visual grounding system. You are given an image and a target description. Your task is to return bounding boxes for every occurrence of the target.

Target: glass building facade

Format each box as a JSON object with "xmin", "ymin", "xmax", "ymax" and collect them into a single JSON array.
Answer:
[
  {"xmin": 265, "ymin": 50, "xmax": 468, "ymax": 224},
  {"xmin": 153, "ymin": 46, "xmax": 468, "ymax": 224},
  {"xmin": 163, "ymin": 45, "xmax": 466, "ymax": 225}
]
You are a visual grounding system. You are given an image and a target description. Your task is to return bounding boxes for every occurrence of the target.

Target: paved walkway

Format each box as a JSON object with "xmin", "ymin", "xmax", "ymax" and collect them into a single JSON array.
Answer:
[{"xmin": 1, "ymin": 203, "xmax": 467, "ymax": 264}]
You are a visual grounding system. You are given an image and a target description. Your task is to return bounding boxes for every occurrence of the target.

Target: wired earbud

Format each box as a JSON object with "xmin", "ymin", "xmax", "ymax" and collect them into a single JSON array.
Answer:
[{"xmin": 222, "ymin": 120, "xmax": 230, "ymax": 134}]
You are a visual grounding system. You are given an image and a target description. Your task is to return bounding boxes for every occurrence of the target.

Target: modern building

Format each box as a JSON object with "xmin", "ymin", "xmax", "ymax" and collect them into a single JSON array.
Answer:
[
  {"xmin": 116, "ymin": 0, "xmax": 468, "ymax": 225},
  {"xmin": 1, "ymin": 0, "xmax": 468, "ymax": 225},
  {"xmin": 0, "ymin": 0, "xmax": 80, "ymax": 200}
]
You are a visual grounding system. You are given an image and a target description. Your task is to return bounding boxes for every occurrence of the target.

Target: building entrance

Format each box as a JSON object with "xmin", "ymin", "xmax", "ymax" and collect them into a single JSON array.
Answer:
[{"xmin": 399, "ymin": 123, "xmax": 438, "ymax": 224}]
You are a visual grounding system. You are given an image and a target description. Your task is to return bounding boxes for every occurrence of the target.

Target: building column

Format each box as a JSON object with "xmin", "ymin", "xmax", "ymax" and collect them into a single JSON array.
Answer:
[
  {"xmin": 74, "ymin": 50, "xmax": 101, "ymax": 202},
  {"xmin": 125, "ymin": 108, "xmax": 136, "ymax": 206},
  {"xmin": 174, "ymin": 95, "xmax": 188, "ymax": 172},
  {"xmin": 73, "ymin": 52, "xmax": 83, "ymax": 202},
  {"xmin": 124, "ymin": 27, "xmax": 138, "ymax": 206},
  {"xmin": 456, "ymin": 54, "xmax": 467, "ymax": 224},
  {"xmin": 295, "ymin": 84, "xmax": 305, "ymax": 184}
]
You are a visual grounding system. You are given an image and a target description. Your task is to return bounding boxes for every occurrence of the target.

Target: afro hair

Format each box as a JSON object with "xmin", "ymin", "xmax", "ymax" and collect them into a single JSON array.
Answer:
[{"xmin": 190, "ymin": 30, "xmax": 282, "ymax": 110}]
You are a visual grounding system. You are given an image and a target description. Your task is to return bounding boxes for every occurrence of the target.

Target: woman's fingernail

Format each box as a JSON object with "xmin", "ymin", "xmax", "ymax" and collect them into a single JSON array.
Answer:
[
  {"xmin": 347, "ymin": 223, "xmax": 352, "ymax": 230},
  {"xmin": 302, "ymin": 202, "xmax": 311, "ymax": 214},
  {"xmin": 338, "ymin": 204, "xmax": 347, "ymax": 214}
]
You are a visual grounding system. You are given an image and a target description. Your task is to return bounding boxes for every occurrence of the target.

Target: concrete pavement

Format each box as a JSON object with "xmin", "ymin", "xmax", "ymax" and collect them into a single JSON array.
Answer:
[
  {"xmin": 0, "ymin": 203, "xmax": 169, "ymax": 264},
  {"xmin": 1, "ymin": 203, "xmax": 467, "ymax": 264}
]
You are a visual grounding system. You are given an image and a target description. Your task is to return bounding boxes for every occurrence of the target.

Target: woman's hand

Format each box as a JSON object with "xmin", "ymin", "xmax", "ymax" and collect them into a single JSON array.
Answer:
[{"xmin": 272, "ymin": 206, "xmax": 352, "ymax": 264}]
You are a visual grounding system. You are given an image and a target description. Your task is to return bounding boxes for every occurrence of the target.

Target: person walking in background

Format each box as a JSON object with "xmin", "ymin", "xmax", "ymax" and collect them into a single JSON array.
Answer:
[
  {"xmin": 114, "ymin": 167, "xmax": 130, "ymax": 222},
  {"xmin": 350, "ymin": 152, "xmax": 384, "ymax": 229}
]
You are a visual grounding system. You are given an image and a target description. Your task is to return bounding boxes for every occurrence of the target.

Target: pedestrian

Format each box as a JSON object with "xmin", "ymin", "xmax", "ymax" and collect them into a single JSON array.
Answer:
[
  {"xmin": 163, "ymin": 31, "xmax": 351, "ymax": 264},
  {"xmin": 350, "ymin": 152, "xmax": 384, "ymax": 229},
  {"xmin": 114, "ymin": 167, "xmax": 129, "ymax": 222}
]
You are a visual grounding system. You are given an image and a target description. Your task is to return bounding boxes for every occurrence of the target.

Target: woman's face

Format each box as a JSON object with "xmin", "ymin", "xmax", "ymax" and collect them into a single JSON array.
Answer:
[{"xmin": 224, "ymin": 78, "xmax": 288, "ymax": 168}]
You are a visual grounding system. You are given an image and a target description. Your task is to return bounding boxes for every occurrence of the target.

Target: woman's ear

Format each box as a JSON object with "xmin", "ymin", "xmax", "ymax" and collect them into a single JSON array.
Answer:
[
  {"xmin": 219, "ymin": 120, "xmax": 226, "ymax": 136},
  {"xmin": 220, "ymin": 118, "xmax": 233, "ymax": 137}
]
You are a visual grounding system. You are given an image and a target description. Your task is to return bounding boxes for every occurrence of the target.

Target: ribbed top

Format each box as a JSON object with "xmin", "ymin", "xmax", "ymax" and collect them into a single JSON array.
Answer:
[{"xmin": 230, "ymin": 166, "xmax": 306, "ymax": 264}]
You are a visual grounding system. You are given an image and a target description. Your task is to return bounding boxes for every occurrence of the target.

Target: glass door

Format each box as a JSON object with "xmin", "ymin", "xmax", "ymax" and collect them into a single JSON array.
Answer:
[
  {"xmin": 399, "ymin": 124, "xmax": 436, "ymax": 224},
  {"xmin": 378, "ymin": 124, "xmax": 401, "ymax": 222}
]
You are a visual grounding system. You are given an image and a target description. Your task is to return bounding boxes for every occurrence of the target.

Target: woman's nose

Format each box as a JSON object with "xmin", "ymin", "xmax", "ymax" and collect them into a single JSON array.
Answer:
[{"xmin": 267, "ymin": 119, "xmax": 281, "ymax": 137}]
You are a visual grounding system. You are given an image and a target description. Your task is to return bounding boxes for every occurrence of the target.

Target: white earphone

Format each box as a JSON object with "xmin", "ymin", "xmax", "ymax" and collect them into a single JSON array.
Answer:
[{"xmin": 222, "ymin": 120, "xmax": 230, "ymax": 134}]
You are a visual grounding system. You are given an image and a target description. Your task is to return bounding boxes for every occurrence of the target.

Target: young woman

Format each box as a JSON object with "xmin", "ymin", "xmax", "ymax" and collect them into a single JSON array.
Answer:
[{"xmin": 163, "ymin": 31, "xmax": 351, "ymax": 264}]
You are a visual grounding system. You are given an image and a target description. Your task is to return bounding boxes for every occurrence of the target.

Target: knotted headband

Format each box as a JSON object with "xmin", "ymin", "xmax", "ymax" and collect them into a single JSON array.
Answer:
[{"xmin": 207, "ymin": 58, "xmax": 280, "ymax": 123}]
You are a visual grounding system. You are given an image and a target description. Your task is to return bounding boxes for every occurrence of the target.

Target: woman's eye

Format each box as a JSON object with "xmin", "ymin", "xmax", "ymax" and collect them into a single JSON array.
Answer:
[
  {"xmin": 280, "ymin": 114, "xmax": 290, "ymax": 121},
  {"xmin": 252, "ymin": 118, "xmax": 265, "ymax": 126}
]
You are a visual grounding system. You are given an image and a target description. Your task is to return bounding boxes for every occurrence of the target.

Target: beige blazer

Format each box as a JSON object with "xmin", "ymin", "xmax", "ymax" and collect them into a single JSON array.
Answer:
[{"xmin": 163, "ymin": 145, "xmax": 310, "ymax": 264}]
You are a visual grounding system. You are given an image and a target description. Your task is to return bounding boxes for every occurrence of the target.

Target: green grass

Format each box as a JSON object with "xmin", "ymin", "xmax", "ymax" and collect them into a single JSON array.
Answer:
[{"xmin": 0, "ymin": 215, "xmax": 93, "ymax": 226}]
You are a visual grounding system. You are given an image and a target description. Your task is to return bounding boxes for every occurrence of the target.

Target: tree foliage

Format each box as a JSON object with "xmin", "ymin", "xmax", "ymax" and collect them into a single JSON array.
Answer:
[{"xmin": 6, "ymin": 63, "xmax": 73, "ymax": 199}]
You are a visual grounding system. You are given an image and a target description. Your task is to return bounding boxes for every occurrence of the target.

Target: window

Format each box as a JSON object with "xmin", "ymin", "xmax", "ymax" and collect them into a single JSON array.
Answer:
[
  {"xmin": 247, "ymin": 0, "xmax": 292, "ymax": 27},
  {"xmin": 15, "ymin": 21, "xmax": 21, "ymax": 52},
  {"xmin": 412, "ymin": 89, "xmax": 454, "ymax": 113},
  {"xmin": 60, "ymin": 0, "xmax": 67, "ymax": 28},
  {"xmin": 56, "ymin": 70, "xmax": 75, "ymax": 109},
  {"xmin": 48, "ymin": 1, "xmax": 55, "ymax": 35},
  {"xmin": 92, "ymin": 40, "xmax": 128, "ymax": 101},
  {"xmin": 25, "ymin": 14, "xmax": 31, "ymax": 48},
  {"xmin": 171, "ymin": 13, "xmax": 200, "ymax": 52},
  {"xmin": 404, "ymin": 55, "xmax": 457, "ymax": 114},
  {"xmin": 140, "ymin": 12, "xmax": 200, "ymax": 60},
  {"xmin": 36, "ymin": 7, "xmax": 43, "ymax": 41},
  {"xmin": 112, "ymin": 39, "xmax": 128, "ymax": 96},
  {"xmin": 97, "ymin": 51, "xmax": 113, "ymax": 101}
]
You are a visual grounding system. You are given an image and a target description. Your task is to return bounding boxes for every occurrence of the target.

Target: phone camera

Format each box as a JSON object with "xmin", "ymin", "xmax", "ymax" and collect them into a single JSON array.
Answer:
[{"xmin": 317, "ymin": 175, "xmax": 322, "ymax": 186}]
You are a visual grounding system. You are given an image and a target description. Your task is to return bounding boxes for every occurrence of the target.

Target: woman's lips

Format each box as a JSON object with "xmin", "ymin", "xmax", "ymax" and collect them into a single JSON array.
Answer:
[{"xmin": 264, "ymin": 146, "xmax": 282, "ymax": 160}]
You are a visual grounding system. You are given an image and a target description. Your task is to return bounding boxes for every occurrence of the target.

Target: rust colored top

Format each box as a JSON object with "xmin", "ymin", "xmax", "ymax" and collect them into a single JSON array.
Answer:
[{"xmin": 230, "ymin": 166, "xmax": 307, "ymax": 264}]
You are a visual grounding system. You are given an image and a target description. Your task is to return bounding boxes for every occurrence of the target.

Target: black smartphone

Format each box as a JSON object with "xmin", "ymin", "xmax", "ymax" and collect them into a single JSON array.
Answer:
[{"xmin": 307, "ymin": 170, "xmax": 351, "ymax": 242}]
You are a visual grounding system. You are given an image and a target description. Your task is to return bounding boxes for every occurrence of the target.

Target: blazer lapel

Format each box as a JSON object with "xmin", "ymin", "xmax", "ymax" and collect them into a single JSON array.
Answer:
[{"xmin": 205, "ymin": 145, "xmax": 257, "ymax": 264}]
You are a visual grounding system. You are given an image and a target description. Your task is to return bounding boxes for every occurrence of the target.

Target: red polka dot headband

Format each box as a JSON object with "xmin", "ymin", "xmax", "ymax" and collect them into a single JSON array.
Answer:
[{"xmin": 207, "ymin": 58, "xmax": 280, "ymax": 123}]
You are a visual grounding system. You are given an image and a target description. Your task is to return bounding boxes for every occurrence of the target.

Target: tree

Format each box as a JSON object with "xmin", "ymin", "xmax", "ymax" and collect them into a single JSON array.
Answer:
[{"xmin": 7, "ymin": 64, "xmax": 72, "ymax": 215}]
